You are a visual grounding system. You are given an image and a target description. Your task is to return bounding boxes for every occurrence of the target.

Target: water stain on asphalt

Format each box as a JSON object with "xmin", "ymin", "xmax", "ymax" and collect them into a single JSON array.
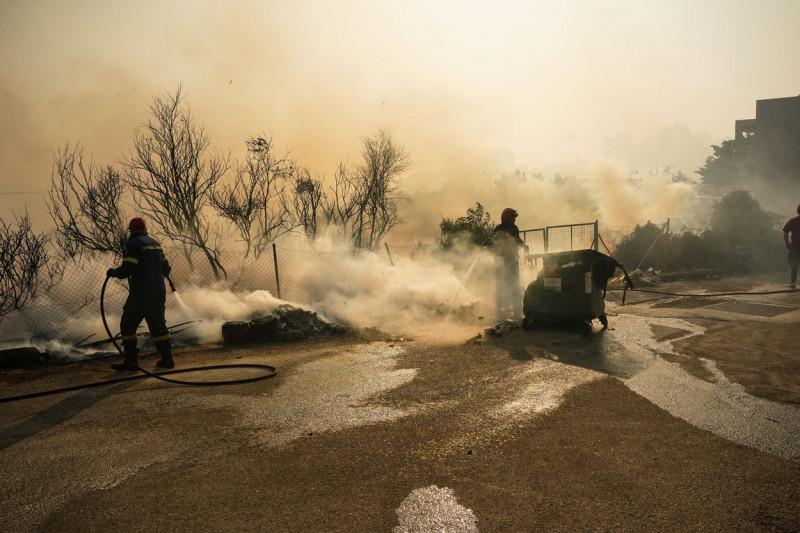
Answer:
[
  {"xmin": 500, "ymin": 362, "xmax": 600, "ymax": 418},
  {"xmin": 168, "ymin": 317, "xmax": 799, "ymax": 460},
  {"xmin": 175, "ymin": 343, "xmax": 418, "ymax": 447},
  {"xmin": 611, "ymin": 314, "xmax": 800, "ymax": 460},
  {"xmin": 394, "ymin": 485, "xmax": 478, "ymax": 533}
]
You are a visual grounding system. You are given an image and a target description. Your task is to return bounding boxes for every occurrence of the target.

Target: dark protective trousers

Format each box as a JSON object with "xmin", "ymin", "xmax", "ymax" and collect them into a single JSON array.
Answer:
[
  {"xmin": 119, "ymin": 289, "xmax": 171, "ymax": 356},
  {"xmin": 789, "ymin": 247, "xmax": 800, "ymax": 284},
  {"xmin": 495, "ymin": 258, "xmax": 522, "ymax": 321}
]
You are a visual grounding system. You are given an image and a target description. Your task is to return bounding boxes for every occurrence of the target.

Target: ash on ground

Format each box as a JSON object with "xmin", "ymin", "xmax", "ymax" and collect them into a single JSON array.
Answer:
[{"xmin": 222, "ymin": 304, "xmax": 350, "ymax": 345}]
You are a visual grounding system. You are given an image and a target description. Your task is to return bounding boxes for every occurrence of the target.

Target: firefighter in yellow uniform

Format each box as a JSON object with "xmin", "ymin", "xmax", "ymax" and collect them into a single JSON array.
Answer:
[{"xmin": 107, "ymin": 217, "xmax": 173, "ymax": 371}]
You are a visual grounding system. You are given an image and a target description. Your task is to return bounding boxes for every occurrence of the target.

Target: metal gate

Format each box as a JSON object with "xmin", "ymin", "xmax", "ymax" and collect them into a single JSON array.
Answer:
[{"xmin": 520, "ymin": 221, "xmax": 599, "ymax": 254}]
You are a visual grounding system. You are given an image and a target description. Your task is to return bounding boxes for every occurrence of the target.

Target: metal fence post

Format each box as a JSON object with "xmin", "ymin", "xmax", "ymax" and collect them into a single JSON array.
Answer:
[
  {"xmin": 272, "ymin": 243, "xmax": 281, "ymax": 299},
  {"xmin": 544, "ymin": 227, "xmax": 549, "ymax": 253},
  {"xmin": 384, "ymin": 242, "xmax": 394, "ymax": 266}
]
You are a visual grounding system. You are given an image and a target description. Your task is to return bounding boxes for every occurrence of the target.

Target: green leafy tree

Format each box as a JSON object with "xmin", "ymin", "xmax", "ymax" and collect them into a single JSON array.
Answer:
[
  {"xmin": 671, "ymin": 170, "xmax": 694, "ymax": 184},
  {"xmin": 708, "ymin": 190, "xmax": 780, "ymax": 271},
  {"xmin": 613, "ymin": 191, "xmax": 782, "ymax": 274},
  {"xmin": 696, "ymin": 139, "xmax": 740, "ymax": 185},
  {"xmin": 611, "ymin": 222, "xmax": 668, "ymax": 271},
  {"xmin": 439, "ymin": 203, "xmax": 494, "ymax": 249},
  {"xmin": 710, "ymin": 190, "xmax": 772, "ymax": 246}
]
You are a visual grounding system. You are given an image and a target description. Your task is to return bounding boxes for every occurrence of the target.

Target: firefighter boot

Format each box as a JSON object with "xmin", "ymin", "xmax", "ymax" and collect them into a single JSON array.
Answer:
[
  {"xmin": 155, "ymin": 349, "xmax": 174, "ymax": 370},
  {"xmin": 111, "ymin": 350, "xmax": 139, "ymax": 372}
]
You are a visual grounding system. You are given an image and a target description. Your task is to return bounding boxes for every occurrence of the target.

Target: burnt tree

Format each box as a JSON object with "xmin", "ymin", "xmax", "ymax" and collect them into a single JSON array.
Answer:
[
  {"xmin": 46, "ymin": 141, "xmax": 127, "ymax": 259},
  {"xmin": 211, "ymin": 135, "xmax": 294, "ymax": 258},
  {"xmin": 124, "ymin": 85, "xmax": 229, "ymax": 279}
]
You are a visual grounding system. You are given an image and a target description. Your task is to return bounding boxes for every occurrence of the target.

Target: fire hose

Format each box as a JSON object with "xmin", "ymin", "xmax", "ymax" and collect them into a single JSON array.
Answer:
[
  {"xmin": 608, "ymin": 286, "xmax": 798, "ymax": 302},
  {"xmin": 597, "ymin": 255, "xmax": 797, "ymax": 303},
  {"xmin": 0, "ymin": 275, "xmax": 277, "ymax": 404}
]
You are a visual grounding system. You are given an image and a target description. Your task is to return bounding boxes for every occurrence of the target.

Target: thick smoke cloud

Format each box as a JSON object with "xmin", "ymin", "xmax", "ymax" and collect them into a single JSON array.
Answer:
[
  {"xmin": 1, "ymin": 1, "xmax": 799, "ymax": 357},
  {"xmin": 4, "ymin": 1, "xmax": 799, "ymax": 231},
  {"xmin": 399, "ymin": 160, "xmax": 698, "ymax": 243}
]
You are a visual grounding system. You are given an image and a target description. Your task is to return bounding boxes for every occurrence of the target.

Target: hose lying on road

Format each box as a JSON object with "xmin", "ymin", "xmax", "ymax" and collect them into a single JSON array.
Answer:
[
  {"xmin": 0, "ymin": 276, "xmax": 278, "ymax": 404},
  {"xmin": 608, "ymin": 286, "xmax": 798, "ymax": 300}
]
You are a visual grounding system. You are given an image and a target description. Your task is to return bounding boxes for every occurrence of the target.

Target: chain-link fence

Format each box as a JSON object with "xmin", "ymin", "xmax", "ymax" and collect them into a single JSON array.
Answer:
[
  {"xmin": 0, "ymin": 242, "xmax": 443, "ymax": 343},
  {"xmin": 4, "ymin": 219, "xmax": 692, "ymax": 347}
]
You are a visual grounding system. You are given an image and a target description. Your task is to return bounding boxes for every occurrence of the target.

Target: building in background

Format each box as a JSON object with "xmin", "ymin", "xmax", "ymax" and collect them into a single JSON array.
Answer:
[{"xmin": 734, "ymin": 95, "xmax": 800, "ymax": 203}]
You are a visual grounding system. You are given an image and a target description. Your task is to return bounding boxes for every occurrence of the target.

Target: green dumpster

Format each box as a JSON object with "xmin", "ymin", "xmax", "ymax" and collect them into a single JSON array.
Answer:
[{"xmin": 522, "ymin": 249, "xmax": 626, "ymax": 331}]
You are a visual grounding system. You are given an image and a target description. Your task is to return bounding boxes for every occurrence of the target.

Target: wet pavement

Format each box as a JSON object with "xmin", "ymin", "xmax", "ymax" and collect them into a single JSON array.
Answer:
[{"xmin": 1, "ymin": 287, "xmax": 799, "ymax": 532}]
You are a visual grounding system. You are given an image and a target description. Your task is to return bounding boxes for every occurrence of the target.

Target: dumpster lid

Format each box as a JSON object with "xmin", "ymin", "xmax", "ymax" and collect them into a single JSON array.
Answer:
[{"xmin": 530, "ymin": 248, "xmax": 622, "ymax": 267}]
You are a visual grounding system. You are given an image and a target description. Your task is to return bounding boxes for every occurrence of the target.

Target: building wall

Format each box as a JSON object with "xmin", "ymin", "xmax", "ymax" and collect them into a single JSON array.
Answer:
[
  {"xmin": 734, "ymin": 95, "xmax": 800, "ymax": 210},
  {"xmin": 754, "ymin": 96, "xmax": 800, "ymax": 181}
]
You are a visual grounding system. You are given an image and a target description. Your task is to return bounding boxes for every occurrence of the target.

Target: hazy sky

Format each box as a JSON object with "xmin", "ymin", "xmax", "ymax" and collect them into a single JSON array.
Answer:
[{"xmin": 2, "ymin": 0, "xmax": 799, "ymax": 229}]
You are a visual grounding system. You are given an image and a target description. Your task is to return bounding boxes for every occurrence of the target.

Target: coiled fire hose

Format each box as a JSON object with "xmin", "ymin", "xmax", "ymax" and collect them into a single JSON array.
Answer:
[{"xmin": 0, "ymin": 276, "xmax": 277, "ymax": 404}]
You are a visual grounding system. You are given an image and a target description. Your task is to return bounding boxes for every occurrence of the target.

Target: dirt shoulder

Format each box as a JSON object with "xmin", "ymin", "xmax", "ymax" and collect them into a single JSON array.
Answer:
[{"xmin": 606, "ymin": 270, "xmax": 800, "ymax": 408}]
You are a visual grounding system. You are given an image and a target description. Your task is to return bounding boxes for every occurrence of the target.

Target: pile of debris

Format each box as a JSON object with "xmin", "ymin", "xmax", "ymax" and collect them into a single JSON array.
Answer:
[
  {"xmin": 0, "ymin": 347, "xmax": 42, "ymax": 368},
  {"xmin": 610, "ymin": 267, "xmax": 661, "ymax": 287},
  {"xmin": 221, "ymin": 304, "xmax": 349, "ymax": 345}
]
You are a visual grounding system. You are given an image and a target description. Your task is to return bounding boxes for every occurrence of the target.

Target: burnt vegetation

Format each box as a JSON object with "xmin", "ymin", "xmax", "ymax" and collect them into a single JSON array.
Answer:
[
  {"xmin": 43, "ymin": 85, "xmax": 411, "ymax": 273},
  {"xmin": 124, "ymin": 85, "xmax": 231, "ymax": 280},
  {"xmin": 0, "ymin": 213, "xmax": 62, "ymax": 325},
  {"xmin": 0, "ymin": 85, "xmax": 415, "ymax": 324},
  {"xmin": 0, "ymin": 84, "xmax": 789, "ymax": 325},
  {"xmin": 47, "ymin": 141, "xmax": 127, "ymax": 259}
]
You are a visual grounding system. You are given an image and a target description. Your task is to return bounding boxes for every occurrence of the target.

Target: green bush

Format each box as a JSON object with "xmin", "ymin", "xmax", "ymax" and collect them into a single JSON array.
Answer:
[
  {"xmin": 612, "ymin": 191, "xmax": 783, "ymax": 274},
  {"xmin": 439, "ymin": 203, "xmax": 494, "ymax": 249},
  {"xmin": 612, "ymin": 222, "xmax": 671, "ymax": 271}
]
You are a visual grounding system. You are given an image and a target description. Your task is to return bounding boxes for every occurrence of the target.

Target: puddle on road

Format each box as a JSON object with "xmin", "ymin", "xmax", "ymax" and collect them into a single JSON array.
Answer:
[
  {"xmin": 245, "ymin": 344, "xmax": 418, "ymax": 446},
  {"xmin": 175, "ymin": 343, "xmax": 418, "ymax": 447},
  {"xmin": 425, "ymin": 358, "xmax": 604, "ymax": 458},
  {"xmin": 394, "ymin": 485, "xmax": 478, "ymax": 533},
  {"xmin": 610, "ymin": 314, "xmax": 800, "ymax": 461},
  {"xmin": 500, "ymin": 362, "xmax": 600, "ymax": 418},
  {"xmin": 166, "ymin": 316, "xmax": 799, "ymax": 459}
]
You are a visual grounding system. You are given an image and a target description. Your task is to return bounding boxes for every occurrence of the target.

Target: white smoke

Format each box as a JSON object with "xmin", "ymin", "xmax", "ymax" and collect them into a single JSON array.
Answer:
[{"xmin": 0, "ymin": 160, "xmax": 706, "ymax": 358}]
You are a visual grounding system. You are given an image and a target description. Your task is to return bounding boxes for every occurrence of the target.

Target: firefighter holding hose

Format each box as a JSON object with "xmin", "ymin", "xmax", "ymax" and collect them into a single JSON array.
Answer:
[
  {"xmin": 106, "ymin": 217, "xmax": 174, "ymax": 371},
  {"xmin": 491, "ymin": 208, "xmax": 528, "ymax": 322}
]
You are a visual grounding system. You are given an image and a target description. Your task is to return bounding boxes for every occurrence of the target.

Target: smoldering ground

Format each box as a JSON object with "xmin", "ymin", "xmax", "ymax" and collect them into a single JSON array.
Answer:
[
  {"xmin": 0, "ymin": 157, "xmax": 715, "ymax": 361},
  {"xmin": 0, "ymin": 239, "xmax": 510, "ymax": 359}
]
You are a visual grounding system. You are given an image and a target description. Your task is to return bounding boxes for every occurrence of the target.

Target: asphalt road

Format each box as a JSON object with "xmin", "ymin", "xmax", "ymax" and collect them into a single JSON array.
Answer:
[{"xmin": 1, "ymin": 279, "xmax": 799, "ymax": 532}]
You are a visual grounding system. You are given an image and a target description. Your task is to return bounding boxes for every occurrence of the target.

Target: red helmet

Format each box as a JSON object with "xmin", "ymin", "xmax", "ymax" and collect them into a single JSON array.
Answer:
[
  {"xmin": 501, "ymin": 208, "xmax": 518, "ymax": 220},
  {"xmin": 128, "ymin": 217, "xmax": 146, "ymax": 231}
]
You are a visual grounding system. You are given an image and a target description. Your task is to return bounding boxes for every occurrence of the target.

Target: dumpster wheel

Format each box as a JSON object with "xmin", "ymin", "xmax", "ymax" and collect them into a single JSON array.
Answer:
[{"xmin": 522, "ymin": 315, "xmax": 535, "ymax": 331}]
